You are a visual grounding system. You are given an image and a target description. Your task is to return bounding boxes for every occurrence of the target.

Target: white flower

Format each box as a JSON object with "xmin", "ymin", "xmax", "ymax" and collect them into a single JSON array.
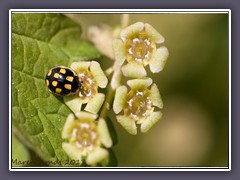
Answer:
[
  {"xmin": 64, "ymin": 61, "xmax": 108, "ymax": 114},
  {"xmin": 62, "ymin": 112, "xmax": 112, "ymax": 166},
  {"xmin": 113, "ymin": 78, "xmax": 163, "ymax": 135},
  {"xmin": 113, "ymin": 22, "xmax": 169, "ymax": 78}
]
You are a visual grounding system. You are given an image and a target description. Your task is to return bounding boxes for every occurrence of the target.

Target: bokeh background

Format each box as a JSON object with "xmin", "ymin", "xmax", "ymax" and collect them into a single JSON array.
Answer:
[
  {"xmin": 67, "ymin": 13, "xmax": 229, "ymax": 167},
  {"xmin": 13, "ymin": 13, "xmax": 229, "ymax": 167}
]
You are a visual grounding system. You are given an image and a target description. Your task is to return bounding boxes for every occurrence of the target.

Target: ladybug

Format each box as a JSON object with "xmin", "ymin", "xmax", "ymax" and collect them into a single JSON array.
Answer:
[{"xmin": 45, "ymin": 66, "xmax": 80, "ymax": 96}]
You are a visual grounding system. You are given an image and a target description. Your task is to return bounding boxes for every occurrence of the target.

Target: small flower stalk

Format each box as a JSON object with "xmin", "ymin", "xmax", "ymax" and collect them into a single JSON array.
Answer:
[
  {"xmin": 64, "ymin": 61, "xmax": 108, "ymax": 114},
  {"xmin": 62, "ymin": 112, "xmax": 112, "ymax": 166},
  {"xmin": 113, "ymin": 78, "xmax": 163, "ymax": 135},
  {"xmin": 113, "ymin": 22, "xmax": 169, "ymax": 78}
]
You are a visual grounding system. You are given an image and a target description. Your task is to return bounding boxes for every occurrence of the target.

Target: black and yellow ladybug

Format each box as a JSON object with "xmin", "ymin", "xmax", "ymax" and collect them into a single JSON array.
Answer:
[{"xmin": 45, "ymin": 66, "xmax": 80, "ymax": 96}]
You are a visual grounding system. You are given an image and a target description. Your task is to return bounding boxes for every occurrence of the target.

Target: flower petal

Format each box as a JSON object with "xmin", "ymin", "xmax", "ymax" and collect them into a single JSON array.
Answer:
[
  {"xmin": 145, "ymin": 23, "xmax": 165, "ymax": 44},
  {"xmin": 127, "ymin": 78, "xmax": 152, "ymax": 89},
  {"xmin": 64, "ymin": 96, "xmax": 83, "ymax": 113},
  {"xmin": 70, "ymin": 61, "xmax": 90, "ymax": 72},
  {"xmin": 75, "ymin": 111, "xmax": 98, "ymax": 120},
  {"xmin": 113, "ymin": 39, "xmax": 125, "ymax": 66},
  {"xmin": 98, "ymin": 118, "xmax": 112, "ymax": 148},
  {"xmin": 86, "ymin": 147, "xmax": 109, "ymax": 165},
  {"xmin": 62, "ymin": 142, "xmax": 83, "ymax": 165},
  {"xmin": 150, "ymin": 83, "xmax": 163, "ymax": 109},
  {"xmin": 90, "ymin": 61, "xmax": 108, "ymax": 88},
  {"xmin": 62, "ymin": 113, "xmax": 75, "ymax": 139},
  {"xmin": 117, "ymin": 115, "xmax": 137, "ymax": 135},
  {"xmin": 111, "ymin": 68, "xmax": 122, "ymax": 90},
  {"xmin": 120, "ymin": 22, "xmax": 145, "ymax": 40},
  {"xmin": 141, "ymin": 111, "xmax": 162, "ymax": 133},
  {"xmin": 149, "ymin": 46, "xmax": 169, "ymax": 73},
  {"xmin": 84, "ymin": 93, "xmax": 105, "ymax": 114},
  {"xmin": 113, "ymin": 85, "xmax": 127, "ymax": 114},
  {"xmin": 121, "ymin": 62, "xmax": 146, "ymax": 78}
]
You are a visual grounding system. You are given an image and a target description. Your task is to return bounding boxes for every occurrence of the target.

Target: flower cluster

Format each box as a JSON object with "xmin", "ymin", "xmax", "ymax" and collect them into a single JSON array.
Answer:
[
  {"xmin": 113, "ymin": 22, "xmax": 168, "ymax": 134},
  {"xmin": 61, "ymin": 61, "xmax": 112, "ymax": 166},
  {"xmin": 59, "ymin": 21, "xmax": 168, "ymax": 166}
]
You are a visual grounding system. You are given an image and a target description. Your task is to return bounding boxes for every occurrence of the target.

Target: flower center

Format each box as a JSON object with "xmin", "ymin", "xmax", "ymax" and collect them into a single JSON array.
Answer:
[
  {"xmin": 125, "ymin": 32, "xmax": 155, "ymax": 65},
  {"xmin": 125, "ymin": 88, "xmax": 153, "ymax": 120},
  {"xmin": 71, "ymin": 119, "xmax": 100, "ymax": 152},
  {"xmin": 78, "ymin": 70, "xmax": 98, "ymax": 100}
]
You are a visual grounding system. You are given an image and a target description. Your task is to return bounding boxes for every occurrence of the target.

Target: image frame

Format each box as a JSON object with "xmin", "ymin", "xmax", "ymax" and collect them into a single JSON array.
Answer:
[{"xmin": 9, "ymin": 8, "xmax": 231, "ymax": 172}]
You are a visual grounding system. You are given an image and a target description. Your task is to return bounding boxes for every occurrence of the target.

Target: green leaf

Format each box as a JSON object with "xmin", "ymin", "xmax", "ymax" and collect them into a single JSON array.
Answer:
[
  {"xmin": 12, "ymin": 13, "xmax": 101, "ymax": 166},
  {"xmin": 12, "ymin": 133, "xmax": 30, "ymax": 167}
]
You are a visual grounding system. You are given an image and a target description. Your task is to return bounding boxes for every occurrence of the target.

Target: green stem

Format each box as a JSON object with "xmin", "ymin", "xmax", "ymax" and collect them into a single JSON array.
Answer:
[
  {"xmin": 99, "ymin": 61, "xmax": 122, "ymax": 120},
  {"xmin": 99, "ymin": 84, "xmax": 115, "ymax": 119},
  {"xmin": 99, "ymin": 14, "xmax": 128, "ymax": 120}
]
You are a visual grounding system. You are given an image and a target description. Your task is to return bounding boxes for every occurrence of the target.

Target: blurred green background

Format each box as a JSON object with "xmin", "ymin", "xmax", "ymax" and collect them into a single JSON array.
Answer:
[
  {"xmin": 13, "ymin": 13, "xmax": 229, "ymax": 167},
  {"xmin": 66, "ymin": 13, "xmax": 229, "ymax": 167}
]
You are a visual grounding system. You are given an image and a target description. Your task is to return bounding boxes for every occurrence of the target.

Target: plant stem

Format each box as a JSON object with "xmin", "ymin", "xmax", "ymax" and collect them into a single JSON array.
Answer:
[
  {"xmin": 99, "ymin": 14, "xmax": 129, "ymax": 120},
  {"xmin": 99, "ymin": 61, "xmax": 122, "ymax": 120},
  {"xmin": 99, "ymin": 83, "xmax": 115, "ymax": 119}
]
